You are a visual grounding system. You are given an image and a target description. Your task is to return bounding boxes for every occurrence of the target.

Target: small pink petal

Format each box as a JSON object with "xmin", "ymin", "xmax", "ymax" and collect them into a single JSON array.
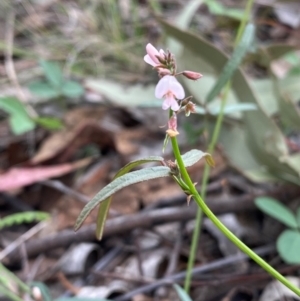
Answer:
[
  {"xmin": 169, "ymin": 77, "xmax": 185, "ymax": 99},
  {"xmin": 146, "ymin": 43, "xmax": 160, "ymax": 65},
  {"xmin": 162, "ymin": 94, "xmax": 179, "ymax": 111},
  {"xmin": 162, "ymin": 96, "xmax": 172, "ymax": 110},
  {"xmin": 144, "ymin": 54, "xmax": 158, "ymax": 67},
  {"xmin": 155, "ymin": 75, "xmax": 170, "ymax": 98},
  {"xmin": 170, "ymin": 99, "xmax": 180, "ymax": 111}
]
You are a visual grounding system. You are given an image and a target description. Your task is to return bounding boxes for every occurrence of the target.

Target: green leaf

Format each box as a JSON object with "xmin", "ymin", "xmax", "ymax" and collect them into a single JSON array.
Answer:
[
  {"xmin": 85, "ymin": 79, "xmax": 157, "ymax": 107},
  {"xmin": 209, "ymin": 103, "xmax": 257, "ymax": 115},
  {"xmin": 205, "ymin": 0, "xmax": 244, "ymax": 20},
  {"xmin": 175, "ymin": 0, "xmax": 203, "ymax": 29},
  {"xmin": 28, "ymin": 81, "xmax": 60, "ymax": 99},
  {"xmin": 275, "ymin": 75, "xmax": 300, "ymax": 131},
  {"xmin": 255, "ymin": 197, "xmax": 298, "ymax": 229},
  {"xmin": 34, "ymin": 117, "xmax": 63, "ymax": 130},
  {"xmin": 180, "ymin": 149, "xmax": 214, "ymax": 167},
  {"xmin": 0, "ymin": 97, "xmax": 35, "ymax": 135},
  {"xmin": 206, "ymin": 23, "xmax": 255, "ymax": 103},
  {"xmin": 282, "ymin": 51, "xmax": 300, "ymax": 66},
  {"xmin": 61, "ymin": 80, "xmax": 84, "ymax": 98},
  {"xmin": 296, "ymin": 207, "xmax": 300, "ymax": 229},
  {"xmin": 277, "ymin": 229, "xmax": 300, "ymax": 264},
  {"xmin": 96, "ymin": 156, "xmax": 164, "ymax": 240},
  {"xmin": 173, "ymin": 284, "xmax": 193, "ymax": 301},
  {"xmin": 167, "ymin": 0, "xmax": 204, "ymax": 57},
  {"xmin": 0, "ymin": 211, "xmax": 50, "ymax": 230},
  {"xmin": 262, "ymin": 44, "xmax": 295, "ymax": 63},
  {"xmin": 250, "ymin": 79, "xmax": 278, "ymax": 116},
  {"xmin": 39, "ymin": 60, "xmax": 63, "ymax": 89},
  {"xmin": 75, "ymin": 166, "xmax": 170, "ymax": 231}
]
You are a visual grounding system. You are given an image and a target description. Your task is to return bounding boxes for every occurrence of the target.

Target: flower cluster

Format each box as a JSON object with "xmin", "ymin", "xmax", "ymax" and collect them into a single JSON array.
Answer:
[{"xmin": 144, "ymin": 43, "xmax": 202, "ymax": 137}]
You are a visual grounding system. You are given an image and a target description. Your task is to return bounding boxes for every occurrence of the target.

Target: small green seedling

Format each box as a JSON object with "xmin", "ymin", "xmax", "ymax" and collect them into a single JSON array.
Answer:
[
  {"xmin": 29, "ymin": 60, "xmax": 84, "ymax": 100},
  {"xmin": 0, "ymin": 96, "xmax": 63, "ymax": 134},
  {"xmin": 255, "ymin": 196, "xmax": 300, "ymax": 264},
  {"xmin": 0, "ymin": 97, "xmax": 35, "ymax": 135}
]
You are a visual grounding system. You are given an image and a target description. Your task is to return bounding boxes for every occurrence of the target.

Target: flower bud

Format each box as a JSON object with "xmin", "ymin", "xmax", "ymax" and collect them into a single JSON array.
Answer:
[
  {"xmin": 185, "ymin": 101, "xmax": 196, "ymax": 116},
  {"xmin": 157, "ymin": 68, "xmax": 171, "ymax": 77},
  {"xmin": 181, "ymin": 96, "xmax": 193, "ymax": 107},
  {"xmin": 182, "ymin": 71, "xmax": 203, "ymax": 81},
  {"xmin": 156, "ymin": 54, "xmax": 167, "ymax": 65},
  {"xmin": 166, "ymin": 160, "xmax": 179, "ymax": 175}
]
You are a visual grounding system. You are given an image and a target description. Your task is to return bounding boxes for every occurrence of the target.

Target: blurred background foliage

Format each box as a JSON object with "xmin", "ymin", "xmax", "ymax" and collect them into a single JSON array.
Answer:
[
  {"xmin": 1, "ymin": 0, "xmax": 299, "ymax": 184},
  {"xmin": 1, "ymin": 0, "xmax": 300, "ymax": 298}
]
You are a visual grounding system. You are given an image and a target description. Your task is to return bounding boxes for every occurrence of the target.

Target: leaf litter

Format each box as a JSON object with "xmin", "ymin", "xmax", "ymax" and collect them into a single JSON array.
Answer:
[{"xmin": 0, "ymin": 1, "xmax": 300, "ymax": 301}]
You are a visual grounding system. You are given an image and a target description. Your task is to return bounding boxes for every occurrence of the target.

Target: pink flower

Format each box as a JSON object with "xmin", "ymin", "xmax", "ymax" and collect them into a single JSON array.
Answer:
[
  {"xmin": 155, "ymin": 75, "xmax": 185, "ymax": 111},
  {"xmin": 144, "ymin": 43, "xmax": 165, "ymax": 67}
]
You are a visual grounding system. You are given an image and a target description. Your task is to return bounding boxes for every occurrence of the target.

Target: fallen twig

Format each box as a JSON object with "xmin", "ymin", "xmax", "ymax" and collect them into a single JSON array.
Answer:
[{"xmin": 6, "ymin": 185, "xmax": 299, "ymax": 264}]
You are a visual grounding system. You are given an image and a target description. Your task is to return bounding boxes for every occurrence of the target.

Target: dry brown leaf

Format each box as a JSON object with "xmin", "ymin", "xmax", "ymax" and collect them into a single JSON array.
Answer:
[
  {"xmin": 31, "ymin": 121, "xmax": 115, "ymax": 164},
  {"xmin": 0, "ymin": 157, "xmax": 93, "ymax": 192}
]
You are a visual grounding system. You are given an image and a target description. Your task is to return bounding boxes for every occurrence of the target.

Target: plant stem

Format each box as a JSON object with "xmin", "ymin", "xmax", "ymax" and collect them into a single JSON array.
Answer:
[
  {"xmin": 0, "ymin": 283, "xmax": 24, "ymax": 301},
  {"xmin": 0, "ymin": 263, "xmax": 31, "ymax": 294},
  {"xmin": 184, "ymin": 0, "xmax": 255, "ymax": 293},
  {"xmin": 171, "ymin": 137, "xmax": 300, "ymax": 296}
]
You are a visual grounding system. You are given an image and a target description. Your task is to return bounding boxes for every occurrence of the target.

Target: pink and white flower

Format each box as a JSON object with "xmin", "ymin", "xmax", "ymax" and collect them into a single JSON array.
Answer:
[
  {"xmin": 144, "ymin": 43, "xmax": 165, "ymax": 67},
  {"xmin": 155, "ymin": 75, "xmax": 185, "ymax": 111}
]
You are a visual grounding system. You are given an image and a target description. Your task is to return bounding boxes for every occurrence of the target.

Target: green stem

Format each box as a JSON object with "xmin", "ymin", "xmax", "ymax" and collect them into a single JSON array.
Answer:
[
  {"xmin": 171, "ymin": 137, "xmax": 300, "ymax": 296},
  {"xmin": 0, "ymin": 263, "xmax": 30, "ymax": 294},
  {"xmin": 184, "ymin": 0, "xmax": 255, "ymax": 293},
  {"xmin": 0, "ymin": 283, "xmax": 24, "ymax": 301}
]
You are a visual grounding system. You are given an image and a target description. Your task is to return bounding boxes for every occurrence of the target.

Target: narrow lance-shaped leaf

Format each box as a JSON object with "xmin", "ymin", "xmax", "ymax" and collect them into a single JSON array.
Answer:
[
  {"xmin": 173, "ymin": 284, "xmax": 193, "ymax": 301},
  {"xmin": 255, "ymin": 197, "xmax": 298, "ymax": 229},
  {"xmin": 75, "ymin": 166, "xmax": 170, "ymax": 231},
  {"xmin": 180, "ymin": 149, "xmax": 215, "ymax": 168},
  {"xmin": 206, "ymin": 23, "xmax": 255, "ymax": 103},
  {"xmin": 0, "ymin": 283, "xmax": 23, "ymax": 301},
  {"xmin": 167, "ymin": 0, "xmax": 204, "ymax": 57},
  {"xmin": 96, "ymin": 156, "xmax": 164, "ymax": 240},
  {"xmin": 296, "ymin": 207, "xmax": 300, "ymax": 229}
]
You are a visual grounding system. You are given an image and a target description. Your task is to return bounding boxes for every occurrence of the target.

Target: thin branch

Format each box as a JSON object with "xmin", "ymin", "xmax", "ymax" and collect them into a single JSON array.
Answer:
[{"xmin": 5, "ymin": 9, "xmax": 38, "ymax": 118}]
